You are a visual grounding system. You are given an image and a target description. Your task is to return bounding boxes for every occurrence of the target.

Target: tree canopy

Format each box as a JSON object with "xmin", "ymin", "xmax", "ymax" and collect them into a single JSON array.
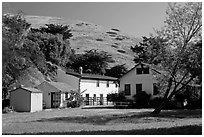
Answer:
[
  {"xmin": 2, "ymin": 14, "xmax": 73, "ymax": 99},
  {"xmin": 131, "ymin": 2, "xmax": 202, "ymax": 114},
  {"xmin": 67, "ymin": 49, "xmax": 114, "ymax": 75}
]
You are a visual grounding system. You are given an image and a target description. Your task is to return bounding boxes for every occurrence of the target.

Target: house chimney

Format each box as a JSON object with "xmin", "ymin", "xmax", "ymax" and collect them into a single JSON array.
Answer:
[{"xmin": 79, "ymin": 67, "xmax": 83, "ymax": 75}]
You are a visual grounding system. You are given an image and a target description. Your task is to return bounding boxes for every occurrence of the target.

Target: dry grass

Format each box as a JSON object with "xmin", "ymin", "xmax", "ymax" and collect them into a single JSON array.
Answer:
[
  {"xmin": 25, "ymin": 15, "xmax": 141, "ymax": 69},
  {"xmin": 2, "ymin": 108, "xmax": 202, "ymax": 135}
]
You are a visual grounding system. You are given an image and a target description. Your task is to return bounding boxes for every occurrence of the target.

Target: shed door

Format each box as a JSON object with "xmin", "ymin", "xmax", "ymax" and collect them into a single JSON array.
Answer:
[{"xmin": 51, "ymin": 92, "xmax": 61, "ymax": 108}]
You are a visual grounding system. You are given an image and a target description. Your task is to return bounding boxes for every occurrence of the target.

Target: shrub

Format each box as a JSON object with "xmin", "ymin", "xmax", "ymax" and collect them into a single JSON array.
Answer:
[
  {"xmin": 133, "ymin": 91, "xmax": 151, "ymax": 108},
  {"xmin": 107, "ymin": 91, "xmax": 126, "ymax": 103},
  {"xmin": 96, "ymin": 38, "xmax": 103, "ymax": 41},
  {"xmin": 2, "ymin": 99, "xmax": 10, "ymax": 109},
  {"xmin": 111, "ymin": 45, "xmax": 118, "ymax": 48},
  {"xmin": 106, "ymin": 31, "xmax": 117, "ymax": 35},
  {"xmin": 2, "ymin": 106, "xmax": 14, "ymax": 113},
  {"xmin": 111, "ymin": 28, "xmax": 120, "ymax": 32},
  {"xmin": 149, "ymin": 96, "xmax": 178, "ymax": 110},
  {"xmin": 117, "ymin": 49, "xmax": 126, "ymax": 53},
  {"xmin": 149, "ymin": 96, "xmax": 163, "ymax": 108}
]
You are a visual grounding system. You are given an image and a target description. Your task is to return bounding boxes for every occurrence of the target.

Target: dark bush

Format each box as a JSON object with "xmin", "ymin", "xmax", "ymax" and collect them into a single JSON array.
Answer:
[
  {"xmin": 2, "ymin": 99, "xmax": 10, "ymax": 109},
  {"xmin": 115, "ymin": 37, "xmax": 124, "ymax": 40},
  {"xmin": 185, "ymin": 97, "xmax": 202, "ymax": 109},
  {"xmin": 111, "ymin": 45, "xmax": 118, "ymax": 48},
  {"xmin": 106, "ymin": 31, "xmax": 117, "ymax": 35},
  {"xmin": 149, "ymin": 96, "xmax": 163, "ymax": 108},
  {"xmin": 117, "ymin": 49, "xmax": 126, "ymax": 53},
  {"xmin": 96, "ymin": 38, "xmax": 103, "ymax": 41},
  {"xmin": 133, "ymin": 91, "xmax": 151, "ymax": 108},
  {"xmin": 111, "ymin": 28, "xmax": 120, "ymax": 32},
  {"xmin": 107, "ymin": 92, "xmax": 126, "ymax": 103},
  {"xmin": 149, "ymin": 96, "xmax": 178, "ymax": 110}
]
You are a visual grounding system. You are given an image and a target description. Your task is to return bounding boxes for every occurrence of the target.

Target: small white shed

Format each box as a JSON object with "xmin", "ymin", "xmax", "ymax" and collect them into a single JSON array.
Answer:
[{"xmin": 10, "ymin": 87, "xmax": 43, "ymax": 112}]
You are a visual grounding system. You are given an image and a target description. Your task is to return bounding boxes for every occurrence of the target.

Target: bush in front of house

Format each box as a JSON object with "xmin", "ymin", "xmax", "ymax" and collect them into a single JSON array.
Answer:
[
  {"xmin": 107, "ymin": 91, "xmax": 126, "ymax": 103},
  {"xmin": 149, "ymin": 96, "xmax": 178, "ymax": 110},
  {"xmin": 133, "ymin": 91, "xmax": 151, "ymax": 108},
  {"xmin": 2, "ymin": 99, "xmax": 10, "ymax": 109}
]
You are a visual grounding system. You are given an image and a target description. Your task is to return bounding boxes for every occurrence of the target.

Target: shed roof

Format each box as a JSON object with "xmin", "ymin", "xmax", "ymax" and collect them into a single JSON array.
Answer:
[{"xmin": 10, "ymin": 87, "xmax": 42, "ymax": 93}]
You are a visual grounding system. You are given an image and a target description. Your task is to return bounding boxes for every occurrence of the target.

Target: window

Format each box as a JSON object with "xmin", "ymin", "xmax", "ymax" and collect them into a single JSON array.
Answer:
[
  {"xmin": 96, "ymin": 80, "xmax": 100, "ymax": 87},
  {"xmin": 153, "ymin": 83, "xmax": 159, "ymax": 95},
  {"xmin": 136, "ymin": 84, "xmax": 142, "ymax": 94},
  {"xmin": 124, "ymin": 84, "xmax": 131, "ymax": 95},
  {"xmin": 143, "ymin": 67, "xmax": 150, "ymax": 74},
  {"xmin": 136, "ymin": 67, "xmax": 149, "ymax": 74},
  {"xmin": 136, "ymin": 68, "xmax": 143, "ymax": 74},
  {"xmin": 106, "ymin": 81, "xmax": 109, "ymax": 87}
]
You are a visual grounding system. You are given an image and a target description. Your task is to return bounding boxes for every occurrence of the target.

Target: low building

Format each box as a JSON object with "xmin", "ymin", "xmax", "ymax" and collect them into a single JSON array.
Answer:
[
  {"xmin": 10, "ymin": 86, "xmax": 43, "ymax": 112},
  {"xmin": 36, "ymin": 81, "xmax": 76, "ymax": 109},
  {"xmin": 119, "ymin": 62, "xmax": 159, "ymax": 100},
  {"xmin": 57, "ymin": 68, "xmax": 119, "ymax": 106}
]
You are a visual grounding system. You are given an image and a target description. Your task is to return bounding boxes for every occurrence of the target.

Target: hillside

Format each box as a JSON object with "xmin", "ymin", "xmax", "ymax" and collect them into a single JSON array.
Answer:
[{"xmin": 25, "ymin": 15, "xmax": 141, "ymax": 69}]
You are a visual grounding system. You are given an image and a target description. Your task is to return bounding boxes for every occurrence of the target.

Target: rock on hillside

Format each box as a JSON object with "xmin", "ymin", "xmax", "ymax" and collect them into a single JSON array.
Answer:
[{"xmin": 25, "ymin": 15, "xmax": 141, "ymax": 69}]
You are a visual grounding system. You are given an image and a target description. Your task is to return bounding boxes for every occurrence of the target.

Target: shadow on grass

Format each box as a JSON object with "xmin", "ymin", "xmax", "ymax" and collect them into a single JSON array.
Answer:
[
  {"xmin": 4, "ymin": 125, "xmax": 202, "ymax": 135},
  {"xmin": 34, "ymin": 109, "xmax": 201, "ymax": 125}
]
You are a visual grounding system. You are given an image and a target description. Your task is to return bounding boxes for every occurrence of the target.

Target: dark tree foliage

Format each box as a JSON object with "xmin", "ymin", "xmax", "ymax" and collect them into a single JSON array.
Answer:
[
  {"xmin": 106, "ymin": 64, "xmax": 128, "ymax": 78},
  {"xmin": 131, "ymin": 3, "xmax": 202, "ymax": 114},
  {"xmin": 133, "ymin": 91, "xmax": 151, "ymax": 108},
  {"xmin": 26, "ymin": 30, "xmax": 72, "ymax": 67},
  {"xmin": 131, "ymin": 36, "xmax": 166, "ymax": 65},
  {"xmin": 2, "ymin": 14, "xmax": 31, "ymax": 92},
  {"xmin": 31, "ymin": 24, "xmax": 73, "ymax": 40},
  {"xmin": 2, "ymin": 15, "xmax": 73, "ymax": 99},
  {"xmin": 67, "ymin": 49, "xmax": 114, "ymax": 75}
]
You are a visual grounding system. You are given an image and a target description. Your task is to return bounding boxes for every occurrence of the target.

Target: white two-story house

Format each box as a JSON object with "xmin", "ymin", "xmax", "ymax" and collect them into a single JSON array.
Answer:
[
  {"xmin": 57, "ymin": 68, "xmax": 119, "ymax": 105},
  {"xmin": 119, "ymin": 62, "xmax": 159, "ymax": 100}
]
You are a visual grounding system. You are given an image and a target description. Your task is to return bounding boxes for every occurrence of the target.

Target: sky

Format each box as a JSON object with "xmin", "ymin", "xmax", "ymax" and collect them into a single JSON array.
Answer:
[{"xmin": 6, "ymin": 2, "xmax": 169, "ymax": 37}]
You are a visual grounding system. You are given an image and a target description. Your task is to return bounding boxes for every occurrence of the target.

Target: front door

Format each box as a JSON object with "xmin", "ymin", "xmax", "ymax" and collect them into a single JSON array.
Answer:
[{"xmin": 51, "ymin": 92, "xmax": 61, "ymax": 108}]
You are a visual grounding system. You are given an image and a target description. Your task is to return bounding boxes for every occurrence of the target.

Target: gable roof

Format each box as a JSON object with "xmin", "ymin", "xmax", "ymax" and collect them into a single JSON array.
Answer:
[
  {"xmin": 66, "ymin": 71, "xmax": 118, "ymax": 81},
  {"xmin": 119, "ymin": 62, "xmax": 162, "ymax": 79},
  {"xmin": 10, "ymin": 87, "xmax": 42, "ymax": 93}
]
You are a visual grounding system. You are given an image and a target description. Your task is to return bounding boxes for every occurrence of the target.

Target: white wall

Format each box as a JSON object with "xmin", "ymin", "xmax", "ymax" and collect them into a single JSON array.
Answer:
[
  {"xmin": 10, "ymin": 89, "xmax": 31, "ymax": 112},
  {"xmin": 119, "ymin": 65, "xmax": 157, "ymax": 100},
  {"xmin": 57, "ymin": 69, "xmax": 80, "ymax": 91},
  {"xmin": 30, "ymin": 93, "xmax": 43, "ymax": 112},
  {"xmin": 80, "ymin": 79, "xmax": 118, "ymax": 98}
]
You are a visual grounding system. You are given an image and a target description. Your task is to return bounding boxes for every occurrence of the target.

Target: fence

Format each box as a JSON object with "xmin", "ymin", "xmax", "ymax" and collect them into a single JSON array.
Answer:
[{"xmin": 83, "ymin": 97, "xmax": 114, "ymax": 106}]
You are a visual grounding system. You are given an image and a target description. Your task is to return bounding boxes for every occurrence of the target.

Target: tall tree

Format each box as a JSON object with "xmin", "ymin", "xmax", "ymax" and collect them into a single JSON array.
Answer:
[
  {"xmin": 153, "ymin": 2, "xmax": 201, "ymax": 114},
  {"xmin": 67, "ymin": 49, "xmax": 114, "ymax": 75},
  {"xmin": 2, "ymin": 13, "xmax": 31, "ymax": 90},
  {"xmin": 132, "ymin": 2, "xmax": 202, "ymax": 114}
]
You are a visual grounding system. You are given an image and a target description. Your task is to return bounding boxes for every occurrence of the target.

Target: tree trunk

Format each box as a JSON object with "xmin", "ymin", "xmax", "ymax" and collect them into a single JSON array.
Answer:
[{"xmin": 151, "ymin": 98, "xmax": 169, "ymax": 114}]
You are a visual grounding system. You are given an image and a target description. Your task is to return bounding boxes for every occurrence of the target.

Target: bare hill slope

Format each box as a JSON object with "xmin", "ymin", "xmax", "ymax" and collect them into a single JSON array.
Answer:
[{"xmin": 25, "ymin": 15, "xmax": 141, "ymax": 69}]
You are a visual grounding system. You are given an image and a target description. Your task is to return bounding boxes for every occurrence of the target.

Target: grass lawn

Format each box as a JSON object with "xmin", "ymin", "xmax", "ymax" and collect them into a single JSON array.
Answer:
[{"xmin": 2, "ymin": 108, "xmax": 202, "ymax": 135}]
